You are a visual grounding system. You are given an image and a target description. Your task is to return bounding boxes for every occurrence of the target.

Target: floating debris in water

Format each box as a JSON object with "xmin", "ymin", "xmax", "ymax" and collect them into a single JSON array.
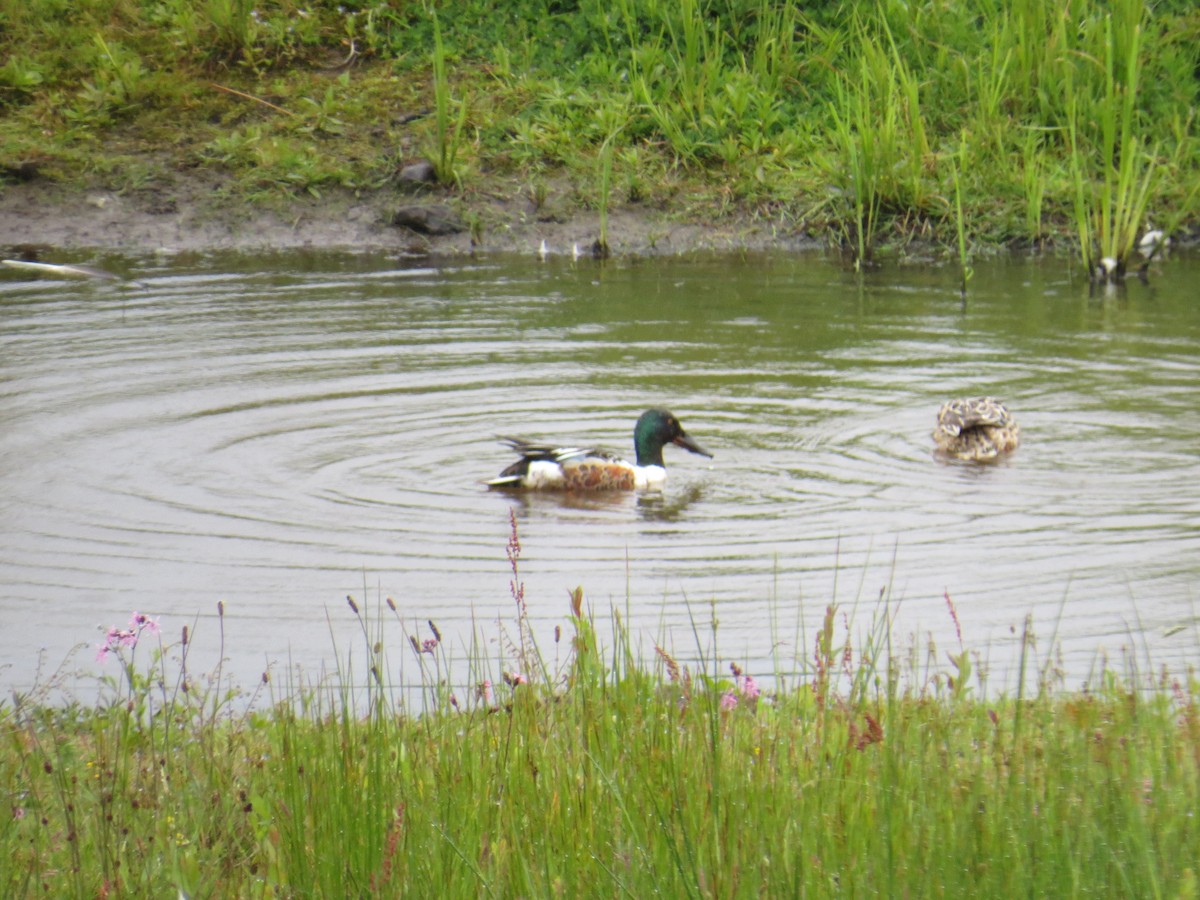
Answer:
[
  {"xmin": 1138, "ymin": 228, "xmax": 1168, "ymax": 258},
  {"xmin": 1, "ymin": 258, "xmax": 121, "ymax": 281}
]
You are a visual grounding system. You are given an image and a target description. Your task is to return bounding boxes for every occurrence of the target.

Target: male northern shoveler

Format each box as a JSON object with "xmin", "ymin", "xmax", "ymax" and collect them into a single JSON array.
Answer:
[
  {"xmin": 486, "ymin": 408, "xmax": 712, "ymax": 491},
  {"xmin": 933, "ymin": 397, "xmax": 1020, "ymax": 461}
]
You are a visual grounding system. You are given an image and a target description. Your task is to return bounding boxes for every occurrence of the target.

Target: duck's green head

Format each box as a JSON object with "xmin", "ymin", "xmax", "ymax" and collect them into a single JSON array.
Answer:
[{"xmin": 633, "ymin": 408, "xmax": 712, "ymax": 468}]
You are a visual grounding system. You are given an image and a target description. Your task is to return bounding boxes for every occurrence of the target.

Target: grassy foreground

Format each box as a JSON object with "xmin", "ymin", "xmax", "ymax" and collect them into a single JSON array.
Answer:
[
  {"xmin": 1, "ymin": 0, "xmax": 1197, "ymax": 260},
  {"xmin": 3, "ymin": 522, "xmax": 1199, "ymax": 898}
]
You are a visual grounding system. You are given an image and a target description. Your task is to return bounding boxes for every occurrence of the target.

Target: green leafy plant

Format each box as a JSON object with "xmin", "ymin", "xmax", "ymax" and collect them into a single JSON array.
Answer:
[
  {"xmin": 0, "ymin": 55, "xmax": 45, "ymax": 106},
  {"xmin": 204, "ymin": 0, "xmax": 258, "ymax": 64},
  {"xmin": 296, "ymin": 76, "xmax": 349, "ymax": 137}
]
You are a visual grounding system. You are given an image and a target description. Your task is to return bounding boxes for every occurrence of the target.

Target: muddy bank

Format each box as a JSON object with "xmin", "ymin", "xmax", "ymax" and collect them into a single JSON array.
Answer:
[{"xmin": 0, "ymin": 174, "xmax": 821, "ymax": 261}]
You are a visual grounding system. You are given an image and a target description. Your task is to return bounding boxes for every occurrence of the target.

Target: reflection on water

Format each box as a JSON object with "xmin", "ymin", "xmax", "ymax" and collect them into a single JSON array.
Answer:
[{"xmin": 1, "ymin": 250, "xmax": 1198, "ymax": 700}]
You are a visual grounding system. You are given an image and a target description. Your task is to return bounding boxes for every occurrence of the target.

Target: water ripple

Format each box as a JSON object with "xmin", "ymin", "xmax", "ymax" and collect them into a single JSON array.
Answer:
[{"xmin": 2, "ymin": 252, "xmax": 1198, "ymax": 696}]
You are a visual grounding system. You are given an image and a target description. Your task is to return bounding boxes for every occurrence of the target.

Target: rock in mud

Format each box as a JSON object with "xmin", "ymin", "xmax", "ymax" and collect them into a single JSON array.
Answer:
[
  {"xmin": 391, "ymin": 204, "xmax": 465, "ymax": 235},
  {"xmin": 398, "ymin": 160, "xmax": 437, "ymax": 184}
]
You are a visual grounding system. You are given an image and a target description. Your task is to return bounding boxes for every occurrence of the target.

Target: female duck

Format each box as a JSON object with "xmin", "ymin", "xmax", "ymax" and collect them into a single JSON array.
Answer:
[
  {"xmin": 933, "ymin": 397, "xmax": 1020, "ymax": 461},
  {"xmin": 487, "ymin": 408, "xmax": 712, "ymax": 491}
]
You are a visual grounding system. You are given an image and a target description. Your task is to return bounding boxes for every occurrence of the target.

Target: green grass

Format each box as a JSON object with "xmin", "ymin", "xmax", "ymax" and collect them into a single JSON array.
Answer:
[
  {"xmin": 3, "ymin": 519, "xmax": 1199, "ymax": 897},
  {"xmin": 0, "ymin": 0, "xmax": 1197, "ymax": 260},
  {"xmin": 1067, "ymin": 0, "xmax": 1159, "ymax": 281}
]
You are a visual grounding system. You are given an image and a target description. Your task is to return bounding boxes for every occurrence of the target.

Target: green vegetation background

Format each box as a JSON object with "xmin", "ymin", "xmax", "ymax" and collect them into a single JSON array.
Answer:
[{"xmin": 1, "ymin": 0, "xmax": 1197, "ymax": 258}]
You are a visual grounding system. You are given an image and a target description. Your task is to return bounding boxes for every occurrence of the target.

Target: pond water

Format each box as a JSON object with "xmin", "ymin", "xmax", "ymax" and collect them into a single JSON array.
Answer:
[{"xmin": 2, "ymin": 250, "xmax": 1198, "ymax": 702}]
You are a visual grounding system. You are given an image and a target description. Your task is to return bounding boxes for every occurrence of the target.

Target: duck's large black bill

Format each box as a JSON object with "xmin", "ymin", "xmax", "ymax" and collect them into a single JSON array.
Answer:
[{"xmin": 673, "ymin": 432, "xmax": 712, "ymax": 458}]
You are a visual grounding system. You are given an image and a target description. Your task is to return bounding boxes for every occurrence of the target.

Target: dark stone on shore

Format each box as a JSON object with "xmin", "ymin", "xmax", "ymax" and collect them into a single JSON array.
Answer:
[
  {"xmin": 1, "ymin": 159, "xmax": 45, "ymax": 182},
  {"xmin": 399, "ymin": 160, "xmax": 437, "ymax": 184},
  {"xmin": 392, "ymin": 205, "xmax": 465, "ymax": 235}
]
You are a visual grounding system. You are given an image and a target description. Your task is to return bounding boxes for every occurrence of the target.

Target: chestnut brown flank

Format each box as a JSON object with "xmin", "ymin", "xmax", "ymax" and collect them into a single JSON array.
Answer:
[{"xmin": 563, "ymin": 461, "xmax": 636, "ymax": 491}]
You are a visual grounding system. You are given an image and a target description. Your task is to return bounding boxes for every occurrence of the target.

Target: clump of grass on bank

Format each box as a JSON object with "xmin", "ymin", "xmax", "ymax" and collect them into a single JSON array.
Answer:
[
  {"xmin": 3, "ymin": 514, "xmax": 1199, "ymax": 897},
  {"xmin": 0, "ymin": 0, "xmax": 1197, "ymax": 260}
]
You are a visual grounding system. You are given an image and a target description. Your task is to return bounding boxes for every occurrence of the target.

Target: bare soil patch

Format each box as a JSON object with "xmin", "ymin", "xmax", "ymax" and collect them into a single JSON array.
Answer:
[{"xmin": 0, "ymin": 172, "xmax": 820, "ymax": 260}]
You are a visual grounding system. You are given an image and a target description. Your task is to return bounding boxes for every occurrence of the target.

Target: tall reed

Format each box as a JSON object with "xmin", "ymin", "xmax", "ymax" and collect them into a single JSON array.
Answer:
[
  {"xmin": 951, "ymin": 133, "xmax": 972, "ymax": 295},
  {"xmin": 1065, "ymin": 0, "xmax": 1159, "ymax": 281},
  {"xmin": 829, "ymin": 66, "xmax": 882, "ymax": 267},
  {"xmin": 596, "ymin": 138, "xmax": 613, "ymax": 258},
  {"xmin": 427, "ymin": 13, "xmax": 467, "ymax": 188},
  {"xmin": 827, "ymin": 13, "xmax": 930, "ymax": 267}
]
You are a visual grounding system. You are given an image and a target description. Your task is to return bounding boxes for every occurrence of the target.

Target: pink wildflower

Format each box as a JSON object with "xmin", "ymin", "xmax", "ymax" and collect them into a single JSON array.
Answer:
[
  {"xmin": 478, "ymin": 680, "xmax": 495, "ymax": 705},
  {"xmin": 504, "ymin": 671, "xmax": 528, "ymax": 687},
  {"xmin": 739, "ymin": 675, "xmax": 761, "ymax": 700},
  {"xmin": 97, "ymin": 625, "xmax": 131, "ymax": 661},
  {"xmin": 421, "ymin": 638, "xmax": 438, "ymax": 654},
  {"xmin": 720, "ymin": 690, "xmax": 739, "ymax": 711},
  {"xmin": 130, "ymin": 611, "xmax": 159, "ymax": 636},
  {"xmin": 96, "ymin": 611, "xmax": 160, "ymax": 663}
]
